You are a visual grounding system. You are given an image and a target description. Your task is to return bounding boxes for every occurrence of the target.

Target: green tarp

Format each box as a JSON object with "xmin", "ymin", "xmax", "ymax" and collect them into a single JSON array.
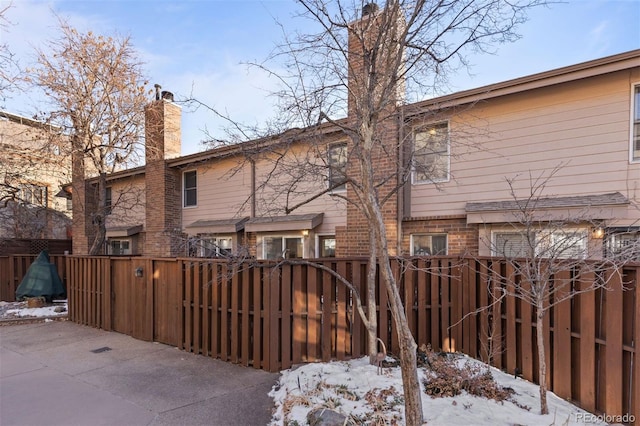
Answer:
[{"xmin": 15, "ymin": 251, "xmax": 66, "ymax": 301}]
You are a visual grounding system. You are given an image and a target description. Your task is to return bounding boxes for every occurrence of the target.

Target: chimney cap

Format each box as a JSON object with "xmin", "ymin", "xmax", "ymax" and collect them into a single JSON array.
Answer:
[{"xmin": 362, "ymin": 2, "xmax": 379, "ymax": 16}]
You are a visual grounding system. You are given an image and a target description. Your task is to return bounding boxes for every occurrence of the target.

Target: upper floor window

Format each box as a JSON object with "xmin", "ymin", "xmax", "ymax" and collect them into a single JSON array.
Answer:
[
  {"xmin": 411, "ymin": 234, "xmax": 447, "ymax": 256},
  {"xmin": 328, "ymin": 143, "xmax": 347, "ymax": 192},
  {"xmin": 183, "ymin": 170, "xmax": 197, "ymax": 207},
  {"xmin": 412, "ymin": 122, "xmax": 450, "ymax": 183},
  {"xmin": 632, "ymin": 84, "xmax": 640, "ymax": 162},
  {"xmin": 18, "ymin": 183, "xmax": 47, "ymax": 207}
]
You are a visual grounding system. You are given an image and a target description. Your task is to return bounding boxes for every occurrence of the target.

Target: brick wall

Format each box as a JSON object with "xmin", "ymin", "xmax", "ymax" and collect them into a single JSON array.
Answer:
[
  {"xmin": 401, "ymin": 216, "xmax": 479, "ymax": 256},
  {"xmin": 341, "ymin": 6, "xmax": 403, "ymax": 257},
  {"xmin": 144, "ymin": 99, "xmax": 183, "ymax": 257}
]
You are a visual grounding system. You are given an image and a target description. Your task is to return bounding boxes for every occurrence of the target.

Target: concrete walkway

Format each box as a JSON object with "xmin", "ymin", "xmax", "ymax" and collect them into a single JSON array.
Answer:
[{"xmin": 0, "ymin": 321, "xmax": 278, "ymax": 426}]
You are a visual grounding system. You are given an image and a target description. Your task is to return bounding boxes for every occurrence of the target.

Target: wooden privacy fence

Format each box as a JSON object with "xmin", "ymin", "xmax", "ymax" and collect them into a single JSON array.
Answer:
[
  {"xmin": 65, "ymin": 255, "xmax": 638, "ymax": 420},
  {"xmin": 0, "ymin": 255, "xmax": 67, "ymax": 301}
]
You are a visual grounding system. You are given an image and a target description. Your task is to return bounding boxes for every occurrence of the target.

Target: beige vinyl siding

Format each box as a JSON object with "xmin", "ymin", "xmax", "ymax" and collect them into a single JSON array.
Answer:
[
  {"xmin": 181, "ymin": 158, "xmax": 252, "ymax": 225},
  {"xmin": 253, "ymin": 144, "xmax": 347, "ymax": 233},
  {"xmin": 410, "ymin": 70, "xmax": 640, "ymax": 219},
  {"xmin": 105, "ymin": 176, "xmax": 146, "ymax": 228}
]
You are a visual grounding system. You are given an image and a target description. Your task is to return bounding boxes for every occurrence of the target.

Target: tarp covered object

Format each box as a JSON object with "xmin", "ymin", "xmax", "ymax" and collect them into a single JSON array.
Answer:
[{"xmin": 15, "ymin": 251, "xmax": 66, "ymax": 301}]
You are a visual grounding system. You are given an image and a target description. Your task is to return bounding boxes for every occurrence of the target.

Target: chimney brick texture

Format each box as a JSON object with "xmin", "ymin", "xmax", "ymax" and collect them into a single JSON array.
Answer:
[
  {"xmin": 339, "ymin": 5, "xmax": 405, "ymax": 257},
  {"xmin": 144, "ymin": 99, "xmax": 183, "ymax": 257}
]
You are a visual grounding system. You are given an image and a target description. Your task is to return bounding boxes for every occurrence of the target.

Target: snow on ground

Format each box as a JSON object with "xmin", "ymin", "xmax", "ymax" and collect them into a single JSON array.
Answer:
[
  {"xmin": 269, "ymin": 354, "xmax": 606, "ymax": 425},
  {"xmin": 0, "ymin": 300, "xmax": 68, "ymax": 320}
]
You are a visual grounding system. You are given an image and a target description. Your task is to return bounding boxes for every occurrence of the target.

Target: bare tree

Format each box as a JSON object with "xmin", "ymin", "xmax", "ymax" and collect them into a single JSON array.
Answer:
[
  {"xmin": 0, "ymin": 111, "xmax": 71, "ymax": 239},
  {"xmin": 479, "ymin": 170, "xmax": 630, "ymax": 414},
  {"xmin": 29, "ymin": 19, "xmax": 149, "ymax": 254},
  {"xmin": 0, "ymin": 2, "xmax": 20, "ymax": 104},
  {"xmin": 188, "ymin": 1, "xmax": 546, "ymax": 423}
]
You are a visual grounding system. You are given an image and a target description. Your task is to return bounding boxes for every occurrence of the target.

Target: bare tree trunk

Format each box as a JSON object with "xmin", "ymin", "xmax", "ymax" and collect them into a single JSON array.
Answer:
[
  {"xmin": 89, "ymin": 172, "xmax": 107, "ymax": 255},
  {"xmin": 367, "ymin": 231, "xmax": 379, "ymax": 364},
  {"xmin": 536, "ymin": 306, "xmax": 549, "ymax": 414},
  {"xmin": 379, "ymin": 251, "xmax": 422, "ymax": 425}
]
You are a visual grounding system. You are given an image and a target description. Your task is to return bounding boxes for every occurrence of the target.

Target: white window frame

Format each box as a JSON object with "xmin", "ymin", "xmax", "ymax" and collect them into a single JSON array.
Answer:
[
  {"xmin": 491, "ymin": 228, "xmax": 589, "ymax": 259},
  {"xmin": 630, "ymin": 83, "xmax": 640, "ymax": 163},
  {"xmin": 260, "ymin": 234, "xmax": 305, "ymax": 260},
  {"xmin": 316, "ymin": 234, "xmax": 336, "ymax": 258},
  {"xmin": 199, "ymin": 235, "xmax": 233, "ymax": 258},
  {"xmin": 411, "ymin": 121, "xmax": 450, "ymax": 184},
  {"xmin": 328, "ymin": 142, "xmax": 347, "ymax": 193},
  {"xmin": 605, "ymin": 229, "xmax": 640, "ymax": 261},
  {"xmin": 183, "ymin": 170, "xmax": 197, "ymax": 208},
  {"xmin": 410, "ymin": 234, "xmax": 448, "ymax": 256},
  {"xmin": 108, "ymin": 239, "xmax": 131, "ymax": 255}
]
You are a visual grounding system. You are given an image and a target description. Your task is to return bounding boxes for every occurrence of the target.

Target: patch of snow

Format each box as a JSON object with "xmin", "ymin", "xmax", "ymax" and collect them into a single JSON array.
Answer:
[
  {"xmin": 269, "ymin": 355, "xmax": 606, "ymax": 426},
  {"xmin": 3, "ymin": 301, "xmax": 67, "ymax": 319}
]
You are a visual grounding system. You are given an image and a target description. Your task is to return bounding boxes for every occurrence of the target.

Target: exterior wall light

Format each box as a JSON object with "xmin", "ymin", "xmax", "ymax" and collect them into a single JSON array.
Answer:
[
  {"xmin": 135, "ymin": 266, "xmax": 143, "ymax": 277},
  {"xmin": 302, "ymin": 230, "xmax": 309, "ymax": 237},
  {"xmin": 593, "ymin": 227, "xmax": 604, "ymax": 239}
]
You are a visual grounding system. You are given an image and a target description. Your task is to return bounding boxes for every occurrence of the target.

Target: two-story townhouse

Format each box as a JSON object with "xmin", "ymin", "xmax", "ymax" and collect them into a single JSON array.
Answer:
[
  {"xmin": 0, "ymin": 111, "xmax": 72, "ymax": 240},
  {"xmin": 72, "ymin": 21, "xmax": 639, "ymax": 260},
  {"xmin": 402, "ymin": 50, "xmax": 640, "ymax": 260}
]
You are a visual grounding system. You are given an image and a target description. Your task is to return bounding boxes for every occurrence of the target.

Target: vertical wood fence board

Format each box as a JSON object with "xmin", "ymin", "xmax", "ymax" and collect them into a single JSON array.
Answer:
[
  {"xmin": 337, "ymin": 261, "xmax": 348, "ymax": 359},
  {"xmin": 504, "ymin": 264, "xmax": 517, "ymax": 376},
  {"xmin": 431, "ymin": 264, "xmax": 441, "ymax": 351},
  {"xmin": 262, "ymin": 268, "xmax": 272, "ymax": 370},
  {"xmin": 380, "ymin": 265, "xmax": 390, "ymax": 352},
  {"xmin": 390, "ymin": 260, "xmax": 400, "ymax": 355},
  {"xmin": 405, "ymin": 262, "xmax": 416, "ymax": 348},
  {"xmin": 184, "ymin": 263, "xmax": 193, "ymax": 352},
  {"xmin": 202, "ymin": 264, "xmax": 211, "ymax": 357},
  {"xmin": 605, "ymin": 269, "xmax": 624, "ymax": 417},
  {"xmin": 578, "ymin": 270, "xmax": 597, "ymax": 413},
  {"xmin": 269, "ymin": 267, "xmax": 281, "ymax": 372},
  {"xmin": 252, "ymin": 266, "xmax": 262, "ymax": 369},
  {"xmin": 292, "ymin": 264, "xmax": 305, "ymax": 363},
  {"xmin": 451, "ymin": 262, "xmax": 462, "ymax": 353},
  {"xmin": 553, "ymin": 270, "xmax": 573, "ymax": 400},
  {"xmin": 281, "ymin": 264, "xmax": 292, "ymax": 370},
  {"xmin": 351, "ymin": 261, "xmax": 363, "ymax": 357},
  {"xmin": 307, "ymin": 267, "xmax": 319, "ymax": 361},
  {"xmin": 241, "ymin": 266, "xmax": 251, "ymax": 366},
  {"xmin": 520, "ymin": 277, "xmax": 533, "ymax": 382},
  {"xmin": 230, "ymin": 265, "xmax": 240, "ymax": 363},
  {"xmin": 461, "ymin": 261, "xmax": 471, "ymax": 354},
  {"xmin": 193, "ymin": 262, "xmax": 202, "ymax": 355},
  {"xmin": 441, "ymin": 261, "xmax": 451, "ymax": 352},
  {"xmin": 491, "ymin": 261, "xmax": 503, "ymax": 369},
  {"xmin": 220, "ymin": 263, "xmax": 230, "ymax": 362},
  {"xmin": 417, "ymin": 259, "xmax": 428, "ymax": 348},
  {"xmin": 211, "ymin": 263, "xmax": 220, "ymax": 359},
  {"xmin": 322, "ymin": 264, "xmax": 333, "ymax": 361}
]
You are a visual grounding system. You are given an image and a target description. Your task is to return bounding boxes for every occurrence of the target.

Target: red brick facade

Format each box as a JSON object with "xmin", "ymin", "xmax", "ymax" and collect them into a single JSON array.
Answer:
[
  {"xmin": 143, "ymin": 99, "xmax": 184, "ymax": 257},
  {"xmin": 401, "ymin": 216, "xmax": 478, "ymax": 256}
]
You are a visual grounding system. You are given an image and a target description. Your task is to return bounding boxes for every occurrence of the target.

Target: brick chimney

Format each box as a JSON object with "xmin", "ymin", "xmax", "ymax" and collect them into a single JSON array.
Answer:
[
  {"xmin": 144, "ymin": 86, "xmax": 183, "ymax": 257},
  {"xmin": 338, "ymin": 3, "xmax": 405, "ymax": 256}
]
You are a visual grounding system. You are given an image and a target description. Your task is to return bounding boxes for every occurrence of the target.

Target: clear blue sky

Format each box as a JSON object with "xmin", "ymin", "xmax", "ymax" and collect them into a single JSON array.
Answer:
[{"xmin": 2, "ymin": 0, "xmax": 639, "ymax": 155}]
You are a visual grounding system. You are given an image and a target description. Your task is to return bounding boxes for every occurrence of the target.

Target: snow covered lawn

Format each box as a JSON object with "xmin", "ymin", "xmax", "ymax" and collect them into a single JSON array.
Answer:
[
  {"xmin": 269, "ymin": 353, "xmax": 606, "ymax": 425},
  {"xmin": 0, "ymin": 300, "xmax": 68, "ymax": 320}
]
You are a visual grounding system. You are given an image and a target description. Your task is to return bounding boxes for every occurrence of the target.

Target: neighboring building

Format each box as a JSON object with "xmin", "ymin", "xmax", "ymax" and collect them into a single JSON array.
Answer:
[
  {"xmin": 0, "ymin": 111, "xmax": 72, "ymax": 240},
  {"xmin": 72, "ymin": 11, "xmax": 640, "ymax": 260}
]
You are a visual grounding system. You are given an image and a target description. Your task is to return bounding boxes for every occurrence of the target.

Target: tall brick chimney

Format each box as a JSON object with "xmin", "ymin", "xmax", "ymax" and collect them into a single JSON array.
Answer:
[
  {"xmin": 338, "ymin": 3, "xmax": 405, "ymax": 256},
  {"xmin": 144, "ymin": 86, "xmax": 183, "ymax": 257}
]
